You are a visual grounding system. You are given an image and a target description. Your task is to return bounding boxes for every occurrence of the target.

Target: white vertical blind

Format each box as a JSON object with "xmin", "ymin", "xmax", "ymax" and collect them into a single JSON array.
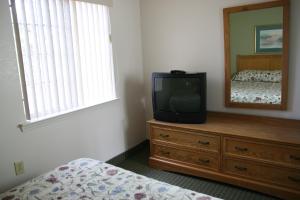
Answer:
[
  {"xmin": 12, "ymin": 0, "xmax": 116, "ymax": 121},
  {"xmin": 74, "ymin": 0, "xmax": 113, "ymax": 7}
]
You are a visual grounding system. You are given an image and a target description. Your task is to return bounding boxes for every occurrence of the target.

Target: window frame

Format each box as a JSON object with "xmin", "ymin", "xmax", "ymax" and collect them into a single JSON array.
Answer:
[
  {"xmin": 10, "ymin": 0, "xmax": 31, "ymax": 120},
  {"xmin": 10, "ymin": 0, "xmax": 118, "ymax": 125}
]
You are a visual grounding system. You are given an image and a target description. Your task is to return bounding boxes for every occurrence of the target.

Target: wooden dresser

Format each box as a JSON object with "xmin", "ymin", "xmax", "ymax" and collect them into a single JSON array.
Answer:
[{"xmin": 148, "ymin": 112, "xmax": 300, "ymax": 199}]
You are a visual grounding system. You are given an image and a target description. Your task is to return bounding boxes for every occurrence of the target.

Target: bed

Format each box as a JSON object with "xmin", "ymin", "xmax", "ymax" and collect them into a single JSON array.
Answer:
[
  {"xmin": 0, "ymin": 158, "xmax": 221, "ymax": 200},
  {"xmin": 231, "ymin": 55, "xmax": 282, "ymax": 104}
]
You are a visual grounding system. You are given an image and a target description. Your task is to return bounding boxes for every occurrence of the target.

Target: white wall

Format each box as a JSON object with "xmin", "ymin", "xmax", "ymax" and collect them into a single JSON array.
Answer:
[
  {"xmin": 140, "ymin": 0, "xmax": 300, "ymax": 121},
  {"xmin": 0, "ymin": 0, "xmax": 145, "ymax": 193}
]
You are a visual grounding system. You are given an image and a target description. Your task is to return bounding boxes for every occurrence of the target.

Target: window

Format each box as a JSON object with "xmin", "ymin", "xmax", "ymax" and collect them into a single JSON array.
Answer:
[{"xmin": 10, "ymin": 0, "xmax": 116, "ymax": 121}]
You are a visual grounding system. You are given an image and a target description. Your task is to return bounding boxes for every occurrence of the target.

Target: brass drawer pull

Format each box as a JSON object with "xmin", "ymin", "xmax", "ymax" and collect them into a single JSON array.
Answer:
[
  {"xmin": 234, "ymin": 165, "xmax": 247, "ymax": 171},
  {"xmin": 160, "ymin": 151, "xmax": 170, "ymax": 156},
  {"xmin": 198, "ymin": 141, "xmax": 210, "ymax": 145},
  {"xmin": 159, "ymin": 134, "xmax": 170, "ymax": 138},
  {"xmin": 235, "ymin": 146, "xmax": 248, "ymax": 152},
  {"xmin": 290, "ymin": 155, "xmax": 300, "ymax": 161},
  {"xmin": 198, "ymin": 159, "xmax": 210, "ymax": 164},
  {"xmin": 288, "ymin": 176, "xmax": 300, "ymax": 183}
]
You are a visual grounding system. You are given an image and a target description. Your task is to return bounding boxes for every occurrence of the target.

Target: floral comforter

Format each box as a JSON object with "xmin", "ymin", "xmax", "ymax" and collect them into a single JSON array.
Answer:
[
  {"xmin": 231, "ymin": 80, "xmax": 281, "ymax": 104},
  {"xmin": 0, "ymin": 158, "xmax": 221, "ymax": 200}
]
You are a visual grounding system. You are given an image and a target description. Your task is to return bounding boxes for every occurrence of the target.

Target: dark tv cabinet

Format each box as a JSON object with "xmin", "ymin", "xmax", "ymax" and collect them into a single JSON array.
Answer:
[{"xmin": 148, "ymin": 112, "xmax": 300, "ymax": 199}]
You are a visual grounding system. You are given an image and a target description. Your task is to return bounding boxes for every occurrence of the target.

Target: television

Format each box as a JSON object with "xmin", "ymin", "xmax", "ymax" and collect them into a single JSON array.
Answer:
[{"xmin": 152, "ymin": 72, "xmax": 206, "ymax": 124}]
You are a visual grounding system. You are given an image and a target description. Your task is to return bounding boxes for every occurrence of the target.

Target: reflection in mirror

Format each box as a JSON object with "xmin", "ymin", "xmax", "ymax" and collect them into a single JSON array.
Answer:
[{"xmin": 230, "ymin": 7, "xmax": 283, "ymax": 105}]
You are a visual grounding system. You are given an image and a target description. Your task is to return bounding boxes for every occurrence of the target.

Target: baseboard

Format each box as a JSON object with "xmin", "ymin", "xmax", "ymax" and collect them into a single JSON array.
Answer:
[{"xmin": 107, "ymin": 139, "xmax": 149, "ymax": 165}]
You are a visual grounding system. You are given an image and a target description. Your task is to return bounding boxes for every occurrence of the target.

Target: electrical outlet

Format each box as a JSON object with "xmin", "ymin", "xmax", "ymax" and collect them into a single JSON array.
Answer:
[{"xmin": 14, "ymin": 161, "xmax": 24, "ymax": 176}]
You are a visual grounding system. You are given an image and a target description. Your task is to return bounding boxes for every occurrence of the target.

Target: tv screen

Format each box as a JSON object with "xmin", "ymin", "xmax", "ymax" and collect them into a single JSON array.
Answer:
[{"xmin": 152, "ymin": 72, "xmax": 206, "ymax": 123}]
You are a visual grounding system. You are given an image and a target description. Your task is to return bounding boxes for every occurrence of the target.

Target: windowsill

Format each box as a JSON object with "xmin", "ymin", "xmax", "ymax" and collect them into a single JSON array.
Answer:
[{"xmin": 18, "ymin": 98, "xmax": 119, "ymax": 132}]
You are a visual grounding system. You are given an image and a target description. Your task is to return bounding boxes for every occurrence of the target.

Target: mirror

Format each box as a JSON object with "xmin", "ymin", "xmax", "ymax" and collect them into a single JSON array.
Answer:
[{"xmin": 223, "ymin": 0, "xmax": 289, "ymax": 110}]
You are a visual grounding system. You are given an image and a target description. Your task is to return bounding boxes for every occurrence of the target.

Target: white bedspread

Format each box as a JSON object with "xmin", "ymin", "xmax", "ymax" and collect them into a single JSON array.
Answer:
[
  {"xmin": 0, "ymin": 158, "xmax": 221, "ymax": 200},
  {"xmin": 231, "ymin": 81, "xmax": 281, "ymax": 104}
]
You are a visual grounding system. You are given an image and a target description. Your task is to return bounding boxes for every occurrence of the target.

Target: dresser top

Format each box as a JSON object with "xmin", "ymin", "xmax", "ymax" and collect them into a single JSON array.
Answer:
[{"xmin": 148, "ymin": 112, "xmax": 300, "ymax": 145}]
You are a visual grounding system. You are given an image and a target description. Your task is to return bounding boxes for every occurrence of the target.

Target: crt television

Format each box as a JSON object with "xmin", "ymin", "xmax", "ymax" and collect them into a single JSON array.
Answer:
[{"xmin": 152, "ymin": 72, "xmax": 206, "ymax": 124}]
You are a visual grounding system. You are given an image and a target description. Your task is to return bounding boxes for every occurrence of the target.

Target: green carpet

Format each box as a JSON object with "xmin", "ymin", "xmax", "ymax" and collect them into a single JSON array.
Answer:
[{"xmin": 108, "ymin": 142, "xmax": 279, "ymax": 200}]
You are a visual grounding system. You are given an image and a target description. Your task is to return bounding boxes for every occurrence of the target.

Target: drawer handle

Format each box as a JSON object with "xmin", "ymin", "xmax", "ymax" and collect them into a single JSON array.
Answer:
[
  {"xmin": 198, "ymin": 141, "xmax": 210, "ymax": 145},
  {"xmin": 288, "ymin": 176, "xmax": 300, "ymax": 183},
  {"xmin": 290, "ymin": 155, "xmax": 300, "ymax": 161},
  {"xmin": 159, "ymin": 134, "xmax": 170, "ymax": 138},
  {"xmin": 235, "ymin": 146, "xmax": 248, "ymax": 152},
  {"xmin": 160, "ymin": 151, "xmax": 170, "ymax": 156},
  {"xmin": 198, "ymin": 159, "xmax": 210, "ymax": 164},
  {"xmin": 234, "ymin": 165, "xmax": 247, "ymax": 171}
]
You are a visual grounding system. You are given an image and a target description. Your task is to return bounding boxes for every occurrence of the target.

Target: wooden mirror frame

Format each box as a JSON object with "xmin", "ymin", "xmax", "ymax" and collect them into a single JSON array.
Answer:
[{"xmin": 223, "ymin": 0, "xmax": 290, "ymax": 110}]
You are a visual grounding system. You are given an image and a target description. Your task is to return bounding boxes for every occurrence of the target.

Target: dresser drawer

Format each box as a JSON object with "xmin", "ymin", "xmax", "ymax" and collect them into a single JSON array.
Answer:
[
  {"xmin": 153, "ymin": 144, "xmax": 219, "ymax": 171},
  {"xmin": 151, "ymin": 126, "xmax": 220, "ymax": 152},
  {"xmin": 223, "ymin": 157, "xmax": 300, "ymax": 190},
  {"xmin": 224, "ymin": 137, "xmax": 300, "ymax": 167}
]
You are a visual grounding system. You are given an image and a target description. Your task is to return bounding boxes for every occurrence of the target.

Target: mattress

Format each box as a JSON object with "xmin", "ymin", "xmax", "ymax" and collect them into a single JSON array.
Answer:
[
  {"xmin": 231, "ymin": 80, "xmax": 281, "ymax": 104},
  {"xmin": 0, "ymin": 158, "xmax": 221, "ymax": 200}
]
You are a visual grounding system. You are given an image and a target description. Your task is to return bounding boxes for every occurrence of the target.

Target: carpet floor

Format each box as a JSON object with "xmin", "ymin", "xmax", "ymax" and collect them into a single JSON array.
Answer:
[{"xmin": 108, "ymin": 142, "xmax": 279, "ymax": 200}]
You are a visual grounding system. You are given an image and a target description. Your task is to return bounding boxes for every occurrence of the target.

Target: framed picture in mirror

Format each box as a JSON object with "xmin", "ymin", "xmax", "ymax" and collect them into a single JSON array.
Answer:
[{"xmin": 255, "ymin": 24, "xmax": 283, "ymax": 53}]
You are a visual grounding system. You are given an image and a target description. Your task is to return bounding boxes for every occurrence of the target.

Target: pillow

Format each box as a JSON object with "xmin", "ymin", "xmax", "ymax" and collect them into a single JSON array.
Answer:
[{"xmin": 232, "ymin": 70, "xmax": 282, "ymax": 83}]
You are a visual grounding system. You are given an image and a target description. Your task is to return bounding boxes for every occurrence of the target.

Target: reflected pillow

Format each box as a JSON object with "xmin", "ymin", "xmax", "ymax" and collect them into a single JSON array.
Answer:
[{"xmin": 232, "ymin": 70, "xmax": 282, "ymax": 83}]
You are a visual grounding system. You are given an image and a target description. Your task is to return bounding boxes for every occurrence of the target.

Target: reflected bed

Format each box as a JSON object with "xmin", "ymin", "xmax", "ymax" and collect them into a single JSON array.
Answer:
[
  {"xmin": 230, "ymin": 55, "xmax": 282, "ymax": 104},
  {"xmin": 231, "ymin": 80, "xmax": 281, "ymax": 104}
]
